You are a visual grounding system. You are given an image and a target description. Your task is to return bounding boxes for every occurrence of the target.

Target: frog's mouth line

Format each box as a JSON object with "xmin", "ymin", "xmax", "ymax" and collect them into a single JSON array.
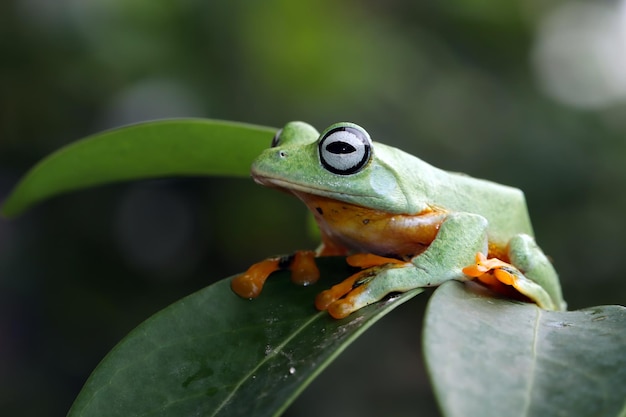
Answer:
[{"xmin": 252, "ymin": 174, "xmax": 374, "ymax": 201}]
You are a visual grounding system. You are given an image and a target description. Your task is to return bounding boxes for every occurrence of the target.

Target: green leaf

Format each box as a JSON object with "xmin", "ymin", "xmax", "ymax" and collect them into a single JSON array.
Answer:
[
  {"xmin": 1, "ymin": 118, "xmax": 276, "ymax": 217},
  {"xmin": 424, "ymin": 281, "xmax": 626, "ymax": 417},
  {"xmin": 68, "ymin": 258, "xmax": 423, "ymax": 417}
]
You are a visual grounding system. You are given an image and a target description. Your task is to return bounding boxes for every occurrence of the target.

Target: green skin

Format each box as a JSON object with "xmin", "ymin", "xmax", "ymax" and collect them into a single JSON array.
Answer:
[{"xmin": 251, "ymin": 121, "xmax": 566, "ymax": 314}]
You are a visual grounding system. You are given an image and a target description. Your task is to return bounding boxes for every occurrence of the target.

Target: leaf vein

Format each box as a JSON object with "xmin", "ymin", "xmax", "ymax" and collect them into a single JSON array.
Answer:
[
  {"xmin": 208, "ymin": 311, "xmax": 326, "ymax": 416},
  {"xmin": 521, "ymin": 308, "xmax": 541, "ymax": 417}
]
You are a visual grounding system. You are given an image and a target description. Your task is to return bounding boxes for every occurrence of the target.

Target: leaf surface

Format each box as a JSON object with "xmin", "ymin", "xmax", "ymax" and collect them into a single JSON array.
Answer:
[
  {"xmin": 1, "ymin": 119, "xmax": 275, "ymax": 217},
  {"xmin": 424, "ymin": 281, "xmax": 626, "ymax": 417},
  {"xmin": 68, "ymin": 258, "xmax": 423, "ymax": 417}
]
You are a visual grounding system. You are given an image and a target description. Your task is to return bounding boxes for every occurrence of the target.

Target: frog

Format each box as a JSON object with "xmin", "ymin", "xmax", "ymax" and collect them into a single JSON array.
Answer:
[{"xmin": 231, "ymin": 121, "xmax": 566, "ymax": 319}]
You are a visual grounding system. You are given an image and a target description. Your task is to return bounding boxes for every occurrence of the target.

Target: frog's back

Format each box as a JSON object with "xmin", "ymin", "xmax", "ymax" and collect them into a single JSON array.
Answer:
[
  {"xmin": 379, "ymin": 145, "xmax": 534, "ymax": 247},
  {"xmin": 435, "ymin": 172, "xmax": 534, "ymax": 246}
]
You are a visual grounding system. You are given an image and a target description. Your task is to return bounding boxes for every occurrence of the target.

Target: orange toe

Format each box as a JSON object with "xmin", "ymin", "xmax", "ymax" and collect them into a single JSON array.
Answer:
[
  {"xmin": 494, "ymin": 268, "xmax": 516, "ymax": 286},
  {"xmin": 346, "ymin": 253, "xmax": 405, "ymax": 268},
  {"xmin": 290, "ymin": 251, "xmax": 320, "ymax": 286},
  {"xmin": 231, "ymin": 258, "xmax": 280, "ymax": 298},
  {"xmin": 315, "ymin": 270, "xmax": 365, "ymax": 311}
]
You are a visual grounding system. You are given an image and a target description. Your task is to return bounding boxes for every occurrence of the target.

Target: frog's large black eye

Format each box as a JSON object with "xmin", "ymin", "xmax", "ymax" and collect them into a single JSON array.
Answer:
[
  {"xmin": 318, "ymin": 125, "xmax": 372, "ymax": 175},
  {"xmin": 270, "ymin": 128, "xmax": 283, "ymax": 147}
]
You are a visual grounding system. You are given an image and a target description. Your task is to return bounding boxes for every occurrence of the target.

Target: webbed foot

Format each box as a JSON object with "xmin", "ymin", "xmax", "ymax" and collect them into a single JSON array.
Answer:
[
  {"xmin": 315, "ymin": 254, "xmax": 410, "ymax": 319},
  {"xmin": 462, "ymin": 249, "xmax": 562, "ymax": 310},
  {"xmin": 315, "ymin": 253, "xmax": 411, "ymax": 319},
  {"xmin": 231, "ymin": 250, "xmax": 319, "ymax": 298}
]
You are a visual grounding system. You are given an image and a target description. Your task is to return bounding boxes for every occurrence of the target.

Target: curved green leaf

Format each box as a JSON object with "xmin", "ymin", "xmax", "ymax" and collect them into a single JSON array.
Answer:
[
  {"xmin": 424, "ymin": 281, "xmax": 626, "ymax": 417},
  {"xmin": 1, "ymin": 118, "xmax": 276, "ymax": 217},
  {"xmin": 68, "ymin": 258, "xmax": 423, "ymax": 417}
]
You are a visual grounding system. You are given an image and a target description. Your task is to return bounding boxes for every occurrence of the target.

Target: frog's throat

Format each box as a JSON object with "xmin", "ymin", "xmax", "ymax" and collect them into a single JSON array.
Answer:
[{"xmin": 292, "ymin": 191, "xmax": 446, "ymax": 260}]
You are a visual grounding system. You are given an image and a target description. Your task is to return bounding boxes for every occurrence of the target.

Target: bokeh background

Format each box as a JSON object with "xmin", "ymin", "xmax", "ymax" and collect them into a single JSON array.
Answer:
[{"xmin": 1, "ymin": 0, "xmax": 625, "ymax": 416}]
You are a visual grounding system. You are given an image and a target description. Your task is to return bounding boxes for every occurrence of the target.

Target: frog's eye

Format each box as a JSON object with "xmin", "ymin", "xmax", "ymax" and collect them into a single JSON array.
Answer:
[
  {"xmin": 270, "ymin": 128, "xmax": 283, "ymax": 147},
  {"xmin": 318, "ymin": 125, "xmax": 372, "ymax": 175}
]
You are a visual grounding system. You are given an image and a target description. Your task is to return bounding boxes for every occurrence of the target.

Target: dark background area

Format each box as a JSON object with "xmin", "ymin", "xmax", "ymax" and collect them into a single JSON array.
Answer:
[{"xmin": 1, "ymin": 0, "xmax": 625, "ymax": 416}]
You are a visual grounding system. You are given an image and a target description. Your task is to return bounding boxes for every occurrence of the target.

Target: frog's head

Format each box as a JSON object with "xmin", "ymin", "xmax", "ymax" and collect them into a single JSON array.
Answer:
[{"xmin": 251, "ymin": 121, "xmax": 416, "ymax": 213}]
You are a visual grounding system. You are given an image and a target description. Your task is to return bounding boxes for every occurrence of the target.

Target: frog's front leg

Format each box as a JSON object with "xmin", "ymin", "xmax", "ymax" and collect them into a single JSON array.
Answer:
[{"xmin": 318, "ymin": 213, "xmax": 489, "ymax": 319}]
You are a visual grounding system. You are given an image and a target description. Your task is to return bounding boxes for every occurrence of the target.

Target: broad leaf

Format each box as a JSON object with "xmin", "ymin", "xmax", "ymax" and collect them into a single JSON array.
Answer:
[
  {"xmin": 68, "ymin": 258, "xmax": 423, "ymax": 417},
  {"xmin": 1, "ymin": 119, "xmax": 275, "ymax": 217},
  {"xmin": 424, "ymin": 281, "xmax": 626, "ymax": 417}
]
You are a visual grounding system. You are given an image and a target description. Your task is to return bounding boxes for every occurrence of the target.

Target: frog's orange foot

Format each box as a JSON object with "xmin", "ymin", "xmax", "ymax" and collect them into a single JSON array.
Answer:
[
  {"xmin": 289, "ymin": 250, "xmax": 320, "ymax": 286},
  {"xmin": 231, "ymin": 258, "xmax": 281, "ymax": 299},
  {"xmin": 462, "ymin": 252, "xmax": 521, "ymax": 293},
  {"xmin": 346, "ymin": 253, "xmax": 406, "ymax": 269},
  {"xmin": 314, "ymin": 269, "xmax": 372, "ymax": 313},
  {"xmin": 326, "ymin": 289, "xmax": 364, "ymax": 319},
  {"xmin": 231, "ymin": 250, "xmax": 320, "ymax": 299},
  {"xmin": 317, "ymin": 255, "xmax": 408, "ymax": 319}
]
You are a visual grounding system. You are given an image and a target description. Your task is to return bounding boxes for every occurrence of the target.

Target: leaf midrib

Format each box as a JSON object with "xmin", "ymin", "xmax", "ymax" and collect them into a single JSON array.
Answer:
[
  {"xmin": 209, "ymin": 311, "xmax": 327, "ymax": 417},
  {"xmin": 520, "ymin": 308, "xmax": 541, "ymax": 417}
]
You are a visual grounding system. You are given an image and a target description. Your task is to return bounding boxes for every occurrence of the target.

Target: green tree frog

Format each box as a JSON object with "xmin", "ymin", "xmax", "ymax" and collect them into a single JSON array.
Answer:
[{"xmin": 232, "ymin": 122, "xmax": 566, "ymax": 319}]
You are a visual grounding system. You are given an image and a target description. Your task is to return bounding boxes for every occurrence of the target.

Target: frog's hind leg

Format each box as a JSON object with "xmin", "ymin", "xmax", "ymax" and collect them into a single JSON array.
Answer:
[
  {"xmin": 507, "ymin": 234, "xmax": 565, "ymax": 310},
  {"xmin": 463, "ymin": 235, "xmax": 565, "ymax": 311}
]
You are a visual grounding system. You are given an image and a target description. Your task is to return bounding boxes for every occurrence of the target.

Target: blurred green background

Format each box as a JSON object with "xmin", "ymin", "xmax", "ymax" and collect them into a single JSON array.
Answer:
[{"xmin": 1, "ymin": 0, "xmax": 625, "ymax": 416}]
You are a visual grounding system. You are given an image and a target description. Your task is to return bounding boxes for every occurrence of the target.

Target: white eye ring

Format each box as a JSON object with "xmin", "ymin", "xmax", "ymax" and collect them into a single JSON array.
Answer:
[
  {"xmin": 270, "ymin": 128, "xmax": 283, "ymax": 147},
  {"xmin": 318, "ymin": 125, "xmax": 372, "ymax": 175}
]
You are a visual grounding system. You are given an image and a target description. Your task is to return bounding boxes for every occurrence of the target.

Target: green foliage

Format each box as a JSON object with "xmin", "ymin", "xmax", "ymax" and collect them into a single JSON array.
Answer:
[
  {"xmin": 425, "ymin": 282, "xmax": 626, "ymax": 417},
  {"xmin": 1, "ymin": 119, "xmax": 275, "ymax": 217},
  {"xmin": 2, "ymin": 119, "xmax": 625, "ymax": 416},
  {"xmin": 68, "ymin": 259, "xmax": 422, "ymax": 417},
  {"xmin": 4, "ymin": 2, "xmax": 626, "ymax": 416}
]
